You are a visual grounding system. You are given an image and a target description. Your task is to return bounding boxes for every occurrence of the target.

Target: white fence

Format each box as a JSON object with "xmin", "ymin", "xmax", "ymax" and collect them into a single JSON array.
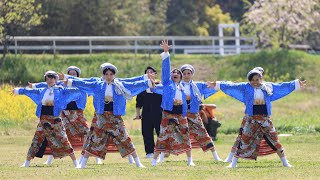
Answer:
[{"xmin": 0, "ymin": 36, "xmax": 256, "ymax": 55}]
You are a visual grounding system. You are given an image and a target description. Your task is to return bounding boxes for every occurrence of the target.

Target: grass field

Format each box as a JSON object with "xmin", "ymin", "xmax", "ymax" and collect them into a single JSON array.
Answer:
[
  {"xmin": 0, "ymin": 51, "xmax": 319, "ymax": 179},
  {"xmin": 0, "ymin": 134, "xmax": 319, "ymax": 180}
]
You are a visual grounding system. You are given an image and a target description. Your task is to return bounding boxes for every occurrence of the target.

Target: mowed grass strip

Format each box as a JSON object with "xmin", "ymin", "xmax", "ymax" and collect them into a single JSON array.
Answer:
[{"xmin": 0, "ymin": 134, "xmax": 319, "ymax": 179}]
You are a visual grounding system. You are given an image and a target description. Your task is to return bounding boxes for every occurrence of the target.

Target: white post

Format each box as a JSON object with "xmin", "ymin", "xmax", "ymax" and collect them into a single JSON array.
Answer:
[
  {"xmin": 134, "ymin": 40, "xmax": 138, "ymax": 54},
  {"xmin": 218, "ymin": 25, "xmax": 224, "ymax": 55},
  {"xmin": 53, "ymin": 40, "xmax": 56, "ymax": 54},
  {"xmin": 89, "ymin": 39, "xmax": 92, "ymax": 54},
  {"xmin": 235, "ymin": 24, "xmax": 240, "ymax": 54},
  {"xmin": 14, "ymin": 39, "xmax": 18, "ymax": 54},
  {"xmin": 172, "ymin": 38, "xmax": 175, "ymax": 55}
]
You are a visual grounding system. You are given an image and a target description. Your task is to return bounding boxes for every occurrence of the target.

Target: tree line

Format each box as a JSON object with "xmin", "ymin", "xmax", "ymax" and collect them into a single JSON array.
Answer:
[{"xmin": 1, "ymin": 0, "xmax": 319, "ymax": 52}]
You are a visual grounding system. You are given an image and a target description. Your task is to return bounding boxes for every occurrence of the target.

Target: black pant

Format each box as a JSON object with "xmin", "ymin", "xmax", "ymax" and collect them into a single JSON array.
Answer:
[{"xmin": 141, "ymin": 114, "xmax": 161, "ymax": 155}]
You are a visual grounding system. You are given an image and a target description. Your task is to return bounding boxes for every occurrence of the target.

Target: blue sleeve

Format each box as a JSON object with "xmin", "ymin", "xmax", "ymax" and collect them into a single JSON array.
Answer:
[
  {"xmin": 118, "ymin": 75, "xmax": 145, "ymax": 82},
  {"xmin": 62, "ymin": 87, "xmax": 82, "ymax": 104},
  {"xmin": 220, "ymin": 82, "xmax": 247, "ymax": 102},
  {"xmin": 151, "ymin": 84, "xmax": 163, "ymax": 95},
  {"xmin": 122, "ymin": 80, "xmax": 149, "ymax": 96},
  {"xmin": 162, "ymin": 55, "xmax": 171, "ymax": 85},
  {"xmin": 71, "ymin": 79, "xmax": 98, "ymax": 95},
  {"xmin": 197, "ymin": 82, "xmax": 218, "ymax": 99},
  {"xmin": 18, "ymin": 88, "xmax": 41, "ymax": 104},
  {"xmin": 270, "ymin": 80, "xmax": 297, "ymax": 101}
]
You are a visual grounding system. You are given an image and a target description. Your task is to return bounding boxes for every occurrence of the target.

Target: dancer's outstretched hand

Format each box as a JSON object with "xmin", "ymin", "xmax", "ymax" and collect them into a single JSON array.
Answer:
[
  {"xmin": 207, "ymin": 81, "xmax": 216, "ymax": 88},
  {"xmin": 160, "ymin": 39, "xmax": 170, "ymax": 53},
  {"xmin": 299, "ymin": 79, "xmax": 307, "ymax": 88}
]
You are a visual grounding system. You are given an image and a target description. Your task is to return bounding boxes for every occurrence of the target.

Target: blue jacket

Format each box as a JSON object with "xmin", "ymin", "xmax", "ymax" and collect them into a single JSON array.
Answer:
[
  {"xmin": 182, "ymin": 81, "xmax": 218, "ymax": 113},
  {"xmin": 159, "ymin": 53, "xmax": 188, "ymax": 116},
  {"xmin": 34, "ymin": 81, "xmax": 87, "ymax": 110},
  {"xmin": 218, "ymin": 80, "xmax": 299, "ymax": 116},
  {"xmin": 17, "ymin": 86, "xmax": 81, "ymax": 117},
  {"xmin": 69, "ymin": 78, "xmax": 151, "ymax": 115}
]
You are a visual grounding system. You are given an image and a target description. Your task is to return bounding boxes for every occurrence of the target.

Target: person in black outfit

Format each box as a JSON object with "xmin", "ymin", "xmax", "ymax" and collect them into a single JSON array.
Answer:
[{"xmin": 134, "ymin": 66, "xmax": 162, "ymax": 158}]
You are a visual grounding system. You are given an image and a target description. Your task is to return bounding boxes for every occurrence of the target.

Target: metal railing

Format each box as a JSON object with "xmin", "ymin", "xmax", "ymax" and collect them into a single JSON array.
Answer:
[{"xmin": 0, "ymin": 36, "xmax": 256, "ymax": 55}]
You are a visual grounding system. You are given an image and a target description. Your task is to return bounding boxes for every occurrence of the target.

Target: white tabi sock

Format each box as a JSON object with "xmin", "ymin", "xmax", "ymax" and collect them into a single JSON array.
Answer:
[
  {"xmin": 44, "ymin": 155, "xmax": 54, "ymax": 165},
  {"xmin": 128, "ymin": 155, "xmax": 135, "ymax": 164},
  {"xmin": 73, "ymin": 160, "xmax": 78, "ymax": 167},
  {"xmin": 95, "ymin": 157, "xmax": 103, "ymax": 164},
  {"xmin": 212, "ymin": 151, "xmax": 222, "ymax": 161},
  {"xmin": 187, "ymin": 156, "xmax": 195, "ymax": 166},
  {"xmin": 134, "ymin": 157, "xmax": 146, "ymax": 168},
  {"xmin": 226, "ymin": 157, "xmax": 238, "ymax": 168},
  {"xmin": 281, "ymin": 157, "xmax": 293, "ymax": 167},
  {"xmin": 77, "ymin": 157, "xmax": 88, "ymax": 169},
  {"xmin": 78, "ymin": 155, "xmax": 84, "ymax": 165},
  {"xmin": 157, "ymin": 152, "xmax": 165, "ymax": 163},
  {"xmin": 224, "ymin": 152, "xmax": 235, "ymax": 162},
  {"xmin": 151, "ymin": 158, "xmax": 157, "ymax": 166},
  {"xmin": 21, "ymin": 160, "xmax": 30, "ymax": 167}
]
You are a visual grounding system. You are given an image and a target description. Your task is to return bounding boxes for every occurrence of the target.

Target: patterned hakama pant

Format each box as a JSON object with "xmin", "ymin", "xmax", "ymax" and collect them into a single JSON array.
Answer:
[
  {"xmin": 187, "ymin": 112, "xmax": 215, "ymax": 152},
  {"xmin": 235, "ymin": 115, "xmax": 283, "ymax": 160},
  {"xmin": 84, "ymin": 112, "xmax": 135, "ymax": 159},
  {"xmin": 154, "ymin": 111, "xmax": 192, "ymax": 155},
  {"xmin": 28, "ymin": 115, "xmax": 74, "ymax": 159}
]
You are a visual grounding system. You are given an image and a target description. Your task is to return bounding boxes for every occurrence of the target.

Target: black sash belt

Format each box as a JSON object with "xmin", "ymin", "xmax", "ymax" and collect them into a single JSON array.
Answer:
[
  {"xmin": 66, "ymin": 101, "xmax": 79, "ymax": 110},
  {"xmin": 164, "ymin": 105, "xmax": 183, "ymax": 114},
  {"xmin": 253, "ymin": 105, "xmax": 268, "ymax": 115},
  {"xmin": 104, "ymin": 102, "xmax": 114, "ymax": 112},
  {"xmin": 41, "ymin": 106, "xmax": 54, "ymax": 116}
]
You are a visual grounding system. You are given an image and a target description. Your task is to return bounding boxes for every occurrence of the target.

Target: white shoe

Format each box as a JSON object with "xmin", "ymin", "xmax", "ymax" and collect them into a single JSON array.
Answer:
[
  {"xmin": 146, "ymin": 153, "xmax": 154, "ymax": 159},
  {"xmin": 96, "ymin": 158, "xmax": 103, "ymax": 165},
  {"xmin": 20, "ymin": 161, "xmax": 30, "ymax": 167},
  {"xmin": 20, "ymin": 164, "xmax": 29, "ymax": 167},
  {"xmin": 157, "ymin": 152, "xmax": 165, "ymax": 163},
  {"xmin": 75, "ymin": 165, "xmax": 85, "ymax": 169},
  {"xmin": 137, "ymin": 164, "xmax": 146, "ymax": 168},
  {"xmin": 128, "ymin": 155, "xmax": 135, "ymax": 164},
  {"xmin": 151, "ymin": 159, "xmax": 157, "ymax": 166},
  {"xmin": 43, "ymin": 155, "xmax": 54, "ymax": 165},
  {"xmin": 284, "ymin": 163, "xmax": 293, "ymax": 168},
  {"xmin": 215, "ymin": 157, "xmax": 223, "ymax": 162},
  {"xmin": 187, "ymin": 161, "xmax": 196, "ymax": 166},
  {"xmin": 223, "ymin": 158, "xmax": 232, "ymax": 163},
  {"xmin": 226, "ymin": 164, "xmax": 237, "ymax": 168}
]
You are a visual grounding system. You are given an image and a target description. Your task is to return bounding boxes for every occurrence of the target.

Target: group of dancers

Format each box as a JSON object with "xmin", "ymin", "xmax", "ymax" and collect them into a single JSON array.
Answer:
[{"xmin": 12, "ymin": 40, "xmax": 305, "ymax": 169}]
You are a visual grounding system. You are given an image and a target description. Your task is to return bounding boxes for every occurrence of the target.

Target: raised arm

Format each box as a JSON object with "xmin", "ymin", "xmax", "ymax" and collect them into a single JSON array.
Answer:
[
  {"xmin": 270, "ymin": 79, "xmax": 302, "ymax": 101},
  {"xmin": 160, "ymin": 40, "xmax": 171, "ymax": 85}
]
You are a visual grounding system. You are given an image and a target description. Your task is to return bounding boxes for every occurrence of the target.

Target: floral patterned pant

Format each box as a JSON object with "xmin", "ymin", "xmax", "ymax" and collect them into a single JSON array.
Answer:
[
  {"xmin": 81, "ymin": 112, "xmax": 118, "ymax": 155},
  {"xmin": 231, "ymin": 115, "xmax": 276, "ymax": 156},
  {"xmin": 235, "ymin": 115, "xmax": 283, "ymax": 160},
  {"xmin": 154, "ymin": 111, "xmax": 192, "ymax": 155},
  {"xmin": 187, "ymin": 112, "xmax": 215, "ymax": 152},
  {"xmin": 84, "ymin": 112, "xmax": 135, "ymax": 159},
  {"xmin": 28, "ymin": 115, "xmax": 73, "ymax": 159}
]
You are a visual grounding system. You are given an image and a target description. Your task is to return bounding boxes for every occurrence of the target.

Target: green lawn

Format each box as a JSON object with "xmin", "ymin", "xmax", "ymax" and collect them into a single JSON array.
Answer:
[{"xmin": 0, "ymin": 134, "xmax": 319, "ymax": 179}]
